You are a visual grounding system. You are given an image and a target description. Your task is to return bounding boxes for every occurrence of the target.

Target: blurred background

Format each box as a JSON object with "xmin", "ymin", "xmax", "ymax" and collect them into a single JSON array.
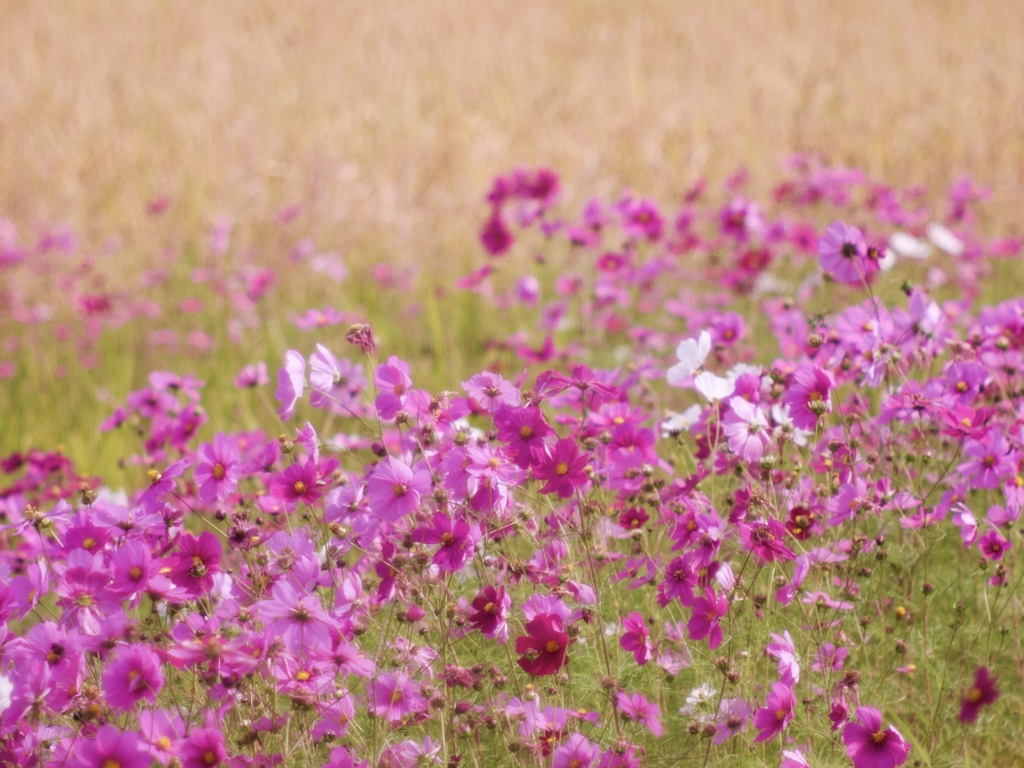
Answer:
[
  {"xmin": 1, "ymin": 0, "xmax": 1023, "ymax": 476},
  {"xmin": 3, "ymin": 0, "xmax": 1022, "ymax": 261}
]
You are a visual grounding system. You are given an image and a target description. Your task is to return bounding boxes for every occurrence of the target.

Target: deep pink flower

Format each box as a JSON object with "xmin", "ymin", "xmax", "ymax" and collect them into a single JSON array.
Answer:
[
  {"xmin": 978, "ymin": 529, "xmax": 1011, "ymax": 561},
  {"xmin": 137, "ymin": 458, "xmax": 191, "ymax": 509},
  {"xmin": 687, "ymin": 590, "xmax": 728, "ymax": 649},
  {"xmin": 752, "ymin": 682, "xmax": 795, "ymax": 743},
  {"xmin": 468, "ymin": 585, "xmax": 512, "ymax": 643},
  {"xmin": 842, "ymin": 706, "xmax": 911, "ymax": 768},
  {"xmin": 102, "ymin": 644, "xmax": 164, "ymax": 710},
  {"xmin": 495, "ymin": 406, "xmax": 555, "ymax": 469},
  {"xmin": 960, "ymin": 666, "xmax": 999, "ymax": 723},
  {"xmin": 533, "ymin": 438, "xmax": 589, "ymax": 498},
  {"xmin": 367, "ymin": 456, "xmax": 432, "ymax": 523},
  {"xmin": 480, "ymin": 211, "xmax": 514, "ymax": 256},
  {"xmin": 194, "ymin": 433, "xmax": 240, "ymax": 504},
  {"xmin": 781, "ymin": 365, "xmax": 834, "ymax": 431},
  {"xmin": 67, "ymin": 725, "xmax": 150, "ymax": 768},
  {"xmin": 169, "ymin": 532, "xmax": 221, "ymax": 597},
  {"xmin": 619, "ymin": 612, "xmax": 653, "ymax": 666},
  {"xmin": 661, "ymin": 553, "xmax": 699, "ymax": 607},
  {"xmin": 741, "ymin": 518, "xmax": 795, "ymax": 563},
  {"xmin": 414, "ymin": 513, "xmax": 481, "ymax": 572},
  {"xmin": 516, "ymin": 613, "xmax": 571, "ymax": 676},
  {"xmin": 269, "ymin": 458, "xmax": 324, "ymax": 506},
  {"xmin": 181, "ymin": 727, "xmax": 228, "ymax": 768}
]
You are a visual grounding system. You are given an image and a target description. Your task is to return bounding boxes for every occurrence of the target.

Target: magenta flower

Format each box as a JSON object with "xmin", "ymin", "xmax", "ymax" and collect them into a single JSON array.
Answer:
[
  {"xmin": 194, "ymin": 433, "xmax": 240, "ymax": 503},
  {"xmin": 480, "ymin": 212, "xmax": 513, "ymax": 256},
  {"xmin": 468, "ymin": 585, "xmax": 512, "ymax": 642},
  {"xmin": 374, "ymin": 356, "xmax": 413, "ymax": 419},
  {"xmin": 752, "ymin": 682, "xmax": 795, "ymax": 743},
  {"xmin": 741, "ymin": 518, "xmax": 795, "ymax": 563},
  {"xmin": 269, "ymin": 458, "xmax": 324, "ymax": 506},
  {"xmin": 958, "ymin": 433, "xmax": 1015, "ymax": 490},
  {"xmin": 687, "ymin": 590, "xmax": 728, "ymax": 649},
  {"xmin": 102, "ymin": 644, "xmax": 164, "ymax": 710},
  {"xmin": 414, "ymin": 513, "xmax": 481, "ymax": 572},
  {"xmin": 181, "ymin": 728, "xmax": 228, "ymax": 768},
  {"xmin": 978, "ymin": 529, "xmax": 1011, "ymax": 561},
  {"xmin": 819, "ymin": 221, "xmax": 868, "ymax": 285},
  {"xmin": 960, "ymin": 667, "xmax": 1000, "ymax": 723},
  {"xmin": 67, "ymin": 725, "xmax": 150, "ymax": 768},
  {"xmin": 495, "ymin": 406, "xmax": 555, "ymax": 469},
  {"xmin": 137, "ymin": 458, "xmax": 191, "ymax": 509},
  {"xmin": 616, "ymin": 692, "xmax": 663, "ymax": 737},
  {"xmin": 367, "ymin": 456, "xmax": 432, "ymax": 523},
  {"xmin": 370, "ymin": 672, "xmax": 428, "ymax": 723},
  {"xmin": 842, "ymin": 706, "xmax": 911, "ymax": 768},
  {"xmin": 516, "ymin": 613, "xmax": 571, "ymax": 676},
  {"xmin": 169, "ymin": 532, "xmax": 221, "ymax": 597},
  {"xmin": 662, "ymin": 553, "xmax": 699, "ymax": 607},
  {"xmin": 54, "ymin": 548, "xmax": 111, "ymax": 634},
  {"xmin": 533, "ymin": 438, "xmax": 589, "ymax": 498},
  {"xmin": 782, "ymin": 365, "xmax": 834, "ymax": 430},
  {"xmin": 275, "ymin": 349, "xmax": 305, "ymax": 420},
  {"xmin": 619, "ymin": 612, "xmax": 653, "ymax": 666}
]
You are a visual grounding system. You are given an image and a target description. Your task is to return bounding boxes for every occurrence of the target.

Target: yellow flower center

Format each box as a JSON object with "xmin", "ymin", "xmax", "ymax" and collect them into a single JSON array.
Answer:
[
  {"xmin": 775, "ymin": 708, "xmax": 787, "ymax": 721},
  {"xmin": 484, "ymin": 602, "xmax": 496, "ymax": 614},
  {"xmin": 82, "ymin": 537, "xmax": 97, "ymax": 550},
  {"xmin": 293, "ymin": 481, "xmax": 307, "ymax": 495},
  {"xmin": 520, "ymin": 426, "xmax": 534, "ymax": 439},
  {"xmin": 555, "ymin": 462, "xmax": 569, "ymax": 476},
  {"xmin": 296, "ymin": 670, "xmax": 311, "ymax": 681},
  {"xmin": 967, "ymin": 686, "xmax": 983, "ymax": 703},
  {"xmin": 441, "ymin": 532, "xmax": 454, "ymax": 546},
  {"xmin": 76, "ymin": 594, "xmax": 93, "ymax": 607},
  {"xmin": 212, "ymin": 463, "xmax": 225, "ymax": 480},
  {"xmin": 156, "ymin": 737, "xmax": 172, "ymax": 750},
  {"xmin": 104, "ymin": 760, "xmax": 121, "ymax": 768},
  {"xmin": 545, "ymin": 640, "xmax": 560, "ymax": 654},
  {"xmin": 872, "ymin": 732, "xmax": 886, "ymax": 744},
  {"xmin": 392, "ymin": 483, "xmax": 407, "ymax": 497},
  {"xmin": 147, "ymin": 469, "xmax": 162, "ymax": 484},
  {"xmin": 130, "ymin": 566, "xmax": 143, "ymax": 580}
]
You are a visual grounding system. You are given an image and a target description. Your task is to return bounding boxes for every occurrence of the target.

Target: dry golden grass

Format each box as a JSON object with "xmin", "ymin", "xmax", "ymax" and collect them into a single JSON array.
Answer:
[{"xmin": 1, "ymin": 0, "xmax": 1022, "ymax": 269}]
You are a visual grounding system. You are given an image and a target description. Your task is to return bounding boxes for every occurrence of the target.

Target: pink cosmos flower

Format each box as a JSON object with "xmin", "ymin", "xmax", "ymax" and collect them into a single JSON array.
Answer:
[
  {"xmin": 194, "ymin": 433, "xmax": 240, "ymax": 503},
  {"xmin": 766, "ymin": 630, "xmax": 800, "ymax": 685},
  {"xmin": 553, "ymin": 734, "xmax": 598, "ymax": 768},
  {"xmin": 722, "ymin": 397, "xmax": 771, "ymax": 463},
  {"xmin": 234, "ymin": 361, "xmax": 269, "ymax": 388},
  {"xmin": 414, "ymin": 513, "xmax": 481, "ymax": 572},
  {"xmin": 275, "ymin": 349, "xmax": 305, "ymax": 420},
  {"xmin": 752, "ymin": 682, "xmax": 795, "ymax": 743},
  {"xmin": 480, "ymin": 212, "xmax": 513, "ymax": 256},
  {"xmin": 741, "ymin": 518, "xmax": 795, "ymax": 563},
  {"xmin": 960, "ymin": 666, "xmax": 999, "ymax": 723},
  {"xmin": 687, "ymin": 589, "xmax": 728, "ymax": 649},
  {"xmin": 181, "ymin": 728, "xmax": 227, "ymax": 768},
  {"xmin": 374, "ymin": 356, "xmax": 413, "ymax": 419},
  {"xmin": 54, "ymin": 548, "xmax": 111, "ymax": 634},
  {"xmin": 468, "ymin": 585, "xmax": 512, "ymax": 642},
  {"xmin": 619, "ymin": 612, "xmax": 653, "ymax": 666},
  {"xmin": 269, "ymin": 458, "xmax": 325, "ymax": 506},
  {"xmin": 67, "ymin": 725, "xmax": 150, "ymax": 768},
  {"xmin": 257, "ymin": 579, "xmax": 339, "ymax": 656},
  {"xmin": 367, "ymin": 456, "xmax": 432, "ymax": 523},
  {"xmin": 781, "ymin": 365, "xmax": 834, "ymax": 431},
  {"xmin": 979, "ymin": 528, "xmax": 1011, "ymax": 560},
  {"xmin": 102, "ymin": 644, "xmax": 164, "ymax": 710},
  {"xmin": 495, "ymin": 406, "xmax": 555, "ymax": 469},
  {"xmin": 516, "ymin": 613, "xmax": 571, "ymax": 676},
  {"xmin": 958, "ymin": 433, "xmax": 1015, "ymax": 490},
  {"xmin": 951, "ymin": 503, "xmax": 979, "ymax": 546},
  {"xmin": 168, "ymin": 532, "xmax": 221, "ymax": 597},
  {"xmin": 616, "ymin": 692, "xmax": 663, "ymax": 737},
  {"xmin": 533, "ymin": 438, "xmax": 589, "ymax": 498},
  {"xmin": 370, "ymin": 672, "xmax": 428, "ymax": 723},
  {"xmin": 842, "ymin": 706, "xmax": 911, "ymax": 768},
  {"xmin": 463, "ymin": 371, "xmax": 521, "ymax": 412},
  {"xmin": 819, "ymin": 221, "xmax": 868, "ymax": 285}
]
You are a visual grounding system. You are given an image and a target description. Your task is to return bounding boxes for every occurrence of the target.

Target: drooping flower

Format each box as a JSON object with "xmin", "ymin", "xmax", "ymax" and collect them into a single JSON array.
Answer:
[
  {"xmin": 619, "ymin": 612, "xmax": 653, "ymax": 666},
  {"xmin": 765, "ymin": 630, "xmax": 800, "ymax": 685},
  {"xmin": 752, "ymin": 682, "xmax": 795, "ymax": 743},
  {"xmin": 842, "ymin": 706, "xmax": 911, "ymax": 768},
  {"xmin": 516, "ymin": 613, "xmax": 571, "ymax": 676},
  {"xmin": 960, "ymin": 667, "xmax": 999, "ymax": 723}
]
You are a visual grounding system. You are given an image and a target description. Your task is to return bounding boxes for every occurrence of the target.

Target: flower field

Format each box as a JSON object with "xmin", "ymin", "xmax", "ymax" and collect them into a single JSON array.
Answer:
[
  {"xmin": 1, "ymin": 3, "xmax": 1023, "ymax": 767},
  {"xmin": 1, "ymin": 155, "xmax": 1021, "ymax": 767}
]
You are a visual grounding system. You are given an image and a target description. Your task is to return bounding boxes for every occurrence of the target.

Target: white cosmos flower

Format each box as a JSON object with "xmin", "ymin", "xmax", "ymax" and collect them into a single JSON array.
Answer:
[
  {"xmin": 680, "ymin": 683, "xmax": 718, "ymax": 715},
  {"xmin": 694, "ymin": 371, "xmax": 735, "ymax": 402},
  {"xmin": 889, "ymin": 231, "xmax": 931, "ymax": 260},
  {"xmin": 0, "ymin": 674, "xmax": 11, "ymax": 716},
  {"xmin": 666, "ymin": 330, "xmax": 711, "ymax": 386},
  {"xmin": 661, "ymin": 405, "xmax": 703, "ymax": 437},
  {"xmin": 878, "ymin": 248, "xmax": 898, "ymax": 272},
  {"xmin": 927, "ymin": 222, "xmax": 964, "ymax": 256}
]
